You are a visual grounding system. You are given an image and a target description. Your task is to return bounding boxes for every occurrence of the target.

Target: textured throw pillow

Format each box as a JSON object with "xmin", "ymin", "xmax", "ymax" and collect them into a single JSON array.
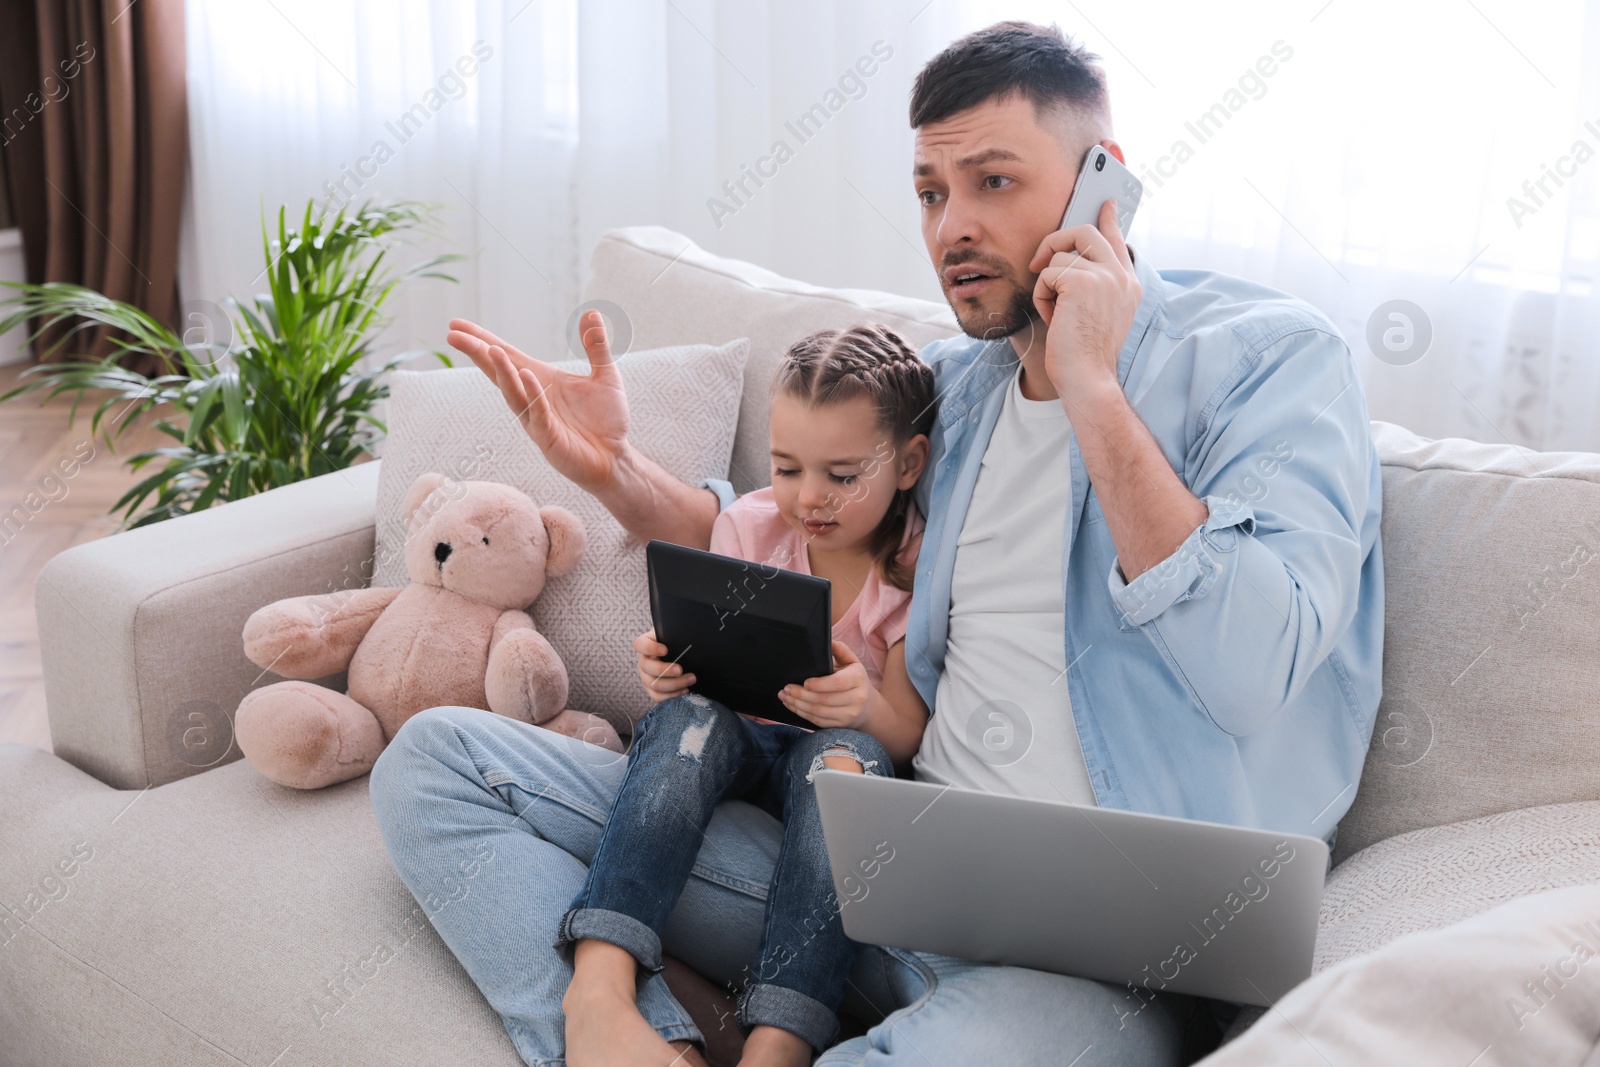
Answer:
[{"xmin": 372, "ymin": 339, "xmax": 749, "ymax": 733}]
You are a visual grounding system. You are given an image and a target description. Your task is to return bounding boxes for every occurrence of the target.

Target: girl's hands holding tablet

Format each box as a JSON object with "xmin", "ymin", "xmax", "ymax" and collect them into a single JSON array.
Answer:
[
  {"xmin": 635, "ymin": 627, "xmax": 695, "ymax": 704},
  {"xmin": 778, "ymin": 640, "xmax": 872, "ymax": 730}
]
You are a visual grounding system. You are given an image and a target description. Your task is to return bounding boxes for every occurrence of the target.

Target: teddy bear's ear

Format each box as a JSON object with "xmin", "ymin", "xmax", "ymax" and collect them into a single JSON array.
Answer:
[
  {"xmin": 540, "ymin": 505, "xmax": 587, "ymax": 578},
  {"xmin": 402, "ymin": 473, "xmax": 452, "ymax": 529}
]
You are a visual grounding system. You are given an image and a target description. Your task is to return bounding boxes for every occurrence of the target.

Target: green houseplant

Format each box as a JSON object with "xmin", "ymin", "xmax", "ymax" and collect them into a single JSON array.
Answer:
[{"xmin": 0, "ymin": 199, "xmax": 459, "ymax": 528}]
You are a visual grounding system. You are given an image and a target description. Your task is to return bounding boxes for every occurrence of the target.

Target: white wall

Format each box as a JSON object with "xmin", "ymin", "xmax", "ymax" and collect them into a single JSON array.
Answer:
[{"xmin": 0, "ymin": 229, "xmax": 26, "ymax": 365}]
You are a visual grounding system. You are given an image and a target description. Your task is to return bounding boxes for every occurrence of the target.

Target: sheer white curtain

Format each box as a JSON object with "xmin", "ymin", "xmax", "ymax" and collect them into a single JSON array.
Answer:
[
  {"xmin": 1006, "ymin": 0, "xmax": 1600, "ymax": 452},
  {"xmin": 182, "ymin": 0, "xmax": 968, "ymax": 358},
  {"xmin": 181, "ymin": 0, "xmax": 580, "ymax": 370},
  {"xmin": 569, "ymin": 0, "xmax": 965, "ymax": 305},
  {"xmin": 183, "ymin": 0, "xmax": 1600, "ymax": 449}
]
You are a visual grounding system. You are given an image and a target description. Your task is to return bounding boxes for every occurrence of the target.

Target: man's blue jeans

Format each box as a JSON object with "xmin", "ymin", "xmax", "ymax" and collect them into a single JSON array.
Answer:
[
  {"xmin": 556, "ymin": 692, "xmax": 891, "ymax": 1050},
  {"xmin": 369, "ymin": 705, "xmax": 1205, "ymax": 1067}
]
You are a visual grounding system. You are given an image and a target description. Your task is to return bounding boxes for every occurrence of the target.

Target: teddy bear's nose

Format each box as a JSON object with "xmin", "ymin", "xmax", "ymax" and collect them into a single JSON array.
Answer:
[{"xmin": 434, "ymin": 542, "xmax": 452, "ymax": 565}]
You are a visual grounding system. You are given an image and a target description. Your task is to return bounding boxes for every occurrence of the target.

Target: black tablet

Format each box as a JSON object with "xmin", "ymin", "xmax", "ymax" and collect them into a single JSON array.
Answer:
[{"xmin": 645, "ymin": 538, "xmax": 832, "ymax": 729}]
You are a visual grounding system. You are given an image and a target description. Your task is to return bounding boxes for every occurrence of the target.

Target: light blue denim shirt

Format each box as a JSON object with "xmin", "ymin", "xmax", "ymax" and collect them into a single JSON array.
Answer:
[{"xmin": 700, "ymin": 250, "xmax": 1384, "ymax": 845}]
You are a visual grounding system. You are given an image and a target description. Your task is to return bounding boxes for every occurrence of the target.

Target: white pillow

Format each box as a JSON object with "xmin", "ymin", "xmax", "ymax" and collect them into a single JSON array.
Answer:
[
  {"xmin": 1207, "ymin": 884, "xmax": 1600, "ymax": 1065},
  {"xmin": 373, "ymin": 339, "xmax": 749, "ymax": 733}
]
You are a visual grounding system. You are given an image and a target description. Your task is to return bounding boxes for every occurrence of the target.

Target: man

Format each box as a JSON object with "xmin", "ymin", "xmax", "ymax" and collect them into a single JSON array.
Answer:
[{"xmin": 369, "ymin": 21, "xmax": 1383, "ymax": 1067}]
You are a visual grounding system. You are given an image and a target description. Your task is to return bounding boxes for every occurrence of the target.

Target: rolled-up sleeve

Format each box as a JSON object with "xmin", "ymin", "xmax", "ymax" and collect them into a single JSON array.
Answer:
[
  {"xmin": 1104, "ymin": 325, "xmax": 1377, "ymax": 737},
  {"xmin": 1108, "ymin": 495, "xmax": 1257, "ymax": 626}
]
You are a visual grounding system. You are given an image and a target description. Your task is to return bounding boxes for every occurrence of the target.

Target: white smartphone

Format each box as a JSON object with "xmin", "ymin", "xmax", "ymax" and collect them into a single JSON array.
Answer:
[{"xmin": 1059, "ymin": 144, "xmax": 1143, "ymax": 238}]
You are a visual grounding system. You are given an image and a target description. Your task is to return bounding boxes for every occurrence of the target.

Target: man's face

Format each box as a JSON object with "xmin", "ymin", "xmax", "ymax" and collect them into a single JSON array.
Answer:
[{"xmin": 913, "ymin": 93, "xmax": 1088, "ymax": 341}]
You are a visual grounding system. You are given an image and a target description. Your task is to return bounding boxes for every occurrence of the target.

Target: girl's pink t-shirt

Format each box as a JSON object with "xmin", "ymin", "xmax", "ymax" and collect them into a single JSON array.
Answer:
[{"xmin": 709, "ymin": 486, "xmax": 925, "ymax": 691}]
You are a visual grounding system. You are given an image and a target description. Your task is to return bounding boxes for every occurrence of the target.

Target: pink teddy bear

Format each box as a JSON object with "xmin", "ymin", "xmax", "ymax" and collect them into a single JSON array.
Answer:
[{"xmin": 234, "ymin": 473, "xmax": 623, "ymax": 789}]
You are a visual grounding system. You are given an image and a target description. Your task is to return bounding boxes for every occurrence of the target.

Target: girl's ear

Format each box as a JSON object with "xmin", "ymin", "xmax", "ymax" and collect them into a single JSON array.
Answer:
[
  {"xmin": 540, "ymin": 505, "xmax": 587, "ymax": 577},
  {"xmin": 898, "ymin": 433, "xmax": 931, "ymax": 490}
]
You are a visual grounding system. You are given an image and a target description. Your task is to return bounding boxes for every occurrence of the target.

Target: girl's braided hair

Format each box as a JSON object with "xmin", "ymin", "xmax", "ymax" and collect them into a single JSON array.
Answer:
[{"xmin": 771, "ymin": 324, "xmax": 936, "ymax": 592}]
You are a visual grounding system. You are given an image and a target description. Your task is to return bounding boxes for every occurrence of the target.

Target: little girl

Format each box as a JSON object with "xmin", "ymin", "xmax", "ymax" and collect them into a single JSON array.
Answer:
[{"xmin": 558, "ymin": 324, "xmax": 936, "ymax": 1067}]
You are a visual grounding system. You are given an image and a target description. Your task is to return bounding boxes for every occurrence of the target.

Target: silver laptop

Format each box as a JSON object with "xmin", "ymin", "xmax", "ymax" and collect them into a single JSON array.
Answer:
[{"xmin": 813, "ymin": 772, "xmax": 1328, "ymax": 1007}]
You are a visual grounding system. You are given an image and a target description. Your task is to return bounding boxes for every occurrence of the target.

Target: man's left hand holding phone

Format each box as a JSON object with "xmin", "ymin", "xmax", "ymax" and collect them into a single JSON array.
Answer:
[{"xmin": 1029, "ymin": 143, "xmax": 1144, "ymax": 404}]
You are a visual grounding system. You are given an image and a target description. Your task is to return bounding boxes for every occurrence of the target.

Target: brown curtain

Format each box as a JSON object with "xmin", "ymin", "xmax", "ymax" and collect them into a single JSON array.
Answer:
[{"xmin": 0, "ymin": 0, "xmax": 187, "ymax": 371}]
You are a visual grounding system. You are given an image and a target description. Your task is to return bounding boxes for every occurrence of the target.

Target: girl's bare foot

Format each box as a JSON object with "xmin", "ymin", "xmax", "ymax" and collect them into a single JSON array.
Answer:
[
  {"xmin": 670, "ymin": 1041, "xmax": 710, "ymax": 1065},
  {"xmin": 736, "ymin": 1024, "xmax": 813, "ymax": 1067},
  {"xmin": 563, "ymin": 940, "xmax": 709, "ymax": 1066}
]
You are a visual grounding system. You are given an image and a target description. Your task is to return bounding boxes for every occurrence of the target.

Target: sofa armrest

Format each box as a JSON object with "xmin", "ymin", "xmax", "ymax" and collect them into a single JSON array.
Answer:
[{"xmin": 36, "ymin": 461, "xmax": 382, "ymax": 789}]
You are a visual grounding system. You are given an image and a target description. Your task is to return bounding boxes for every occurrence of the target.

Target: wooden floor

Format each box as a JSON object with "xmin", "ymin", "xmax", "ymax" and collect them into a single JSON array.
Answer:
[{"xmin": 0, "ymin": 362, "xmax": 167, "ymax": 751}]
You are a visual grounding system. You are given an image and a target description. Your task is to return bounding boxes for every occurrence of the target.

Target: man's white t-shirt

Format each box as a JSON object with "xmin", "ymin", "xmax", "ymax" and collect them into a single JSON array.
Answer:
[{"xmin": 912, "ymin": 364, "xmax": 1098, "ymax": 806}]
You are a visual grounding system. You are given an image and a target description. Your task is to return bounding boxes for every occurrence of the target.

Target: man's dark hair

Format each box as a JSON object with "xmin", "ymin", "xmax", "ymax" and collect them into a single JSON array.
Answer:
[{"xmin": 909, "ymin": 21, "xmax": 1107, "ymax": 129}]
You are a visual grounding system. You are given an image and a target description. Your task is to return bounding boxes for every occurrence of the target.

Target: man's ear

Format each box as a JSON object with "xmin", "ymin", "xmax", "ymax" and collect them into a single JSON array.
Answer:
[
  {"xmin": 898, "ymin": 433, "xmax": 931, "ymax": 490},
  {"xmin": 540, "ymin": 505, "xmax": 587, "ymax": 577},
  {"xmin": 1103, "ymin": 139, "xmax": 1126, "ymax": 166},
  {"xmin": 402, "ymin": 473, "xmax": 451, "ymax": 529}
]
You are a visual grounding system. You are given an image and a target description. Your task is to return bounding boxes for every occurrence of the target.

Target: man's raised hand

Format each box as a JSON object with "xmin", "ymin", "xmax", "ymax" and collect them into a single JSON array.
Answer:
[{"xmin": 446, "ymin": 310, "xmax": 631, "ymax": 494}]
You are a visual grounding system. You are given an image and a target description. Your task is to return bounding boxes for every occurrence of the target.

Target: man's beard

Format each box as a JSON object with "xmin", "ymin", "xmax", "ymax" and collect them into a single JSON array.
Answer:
[{"xmin": 947, "ymin": 274, "xmax": 1039, "ymax": 342}]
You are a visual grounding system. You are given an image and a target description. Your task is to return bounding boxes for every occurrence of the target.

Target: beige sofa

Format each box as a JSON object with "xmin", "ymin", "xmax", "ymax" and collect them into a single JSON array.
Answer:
[{"xmin": 4, "ymin": 227, "xmax": 1600, "ymax": 1066}]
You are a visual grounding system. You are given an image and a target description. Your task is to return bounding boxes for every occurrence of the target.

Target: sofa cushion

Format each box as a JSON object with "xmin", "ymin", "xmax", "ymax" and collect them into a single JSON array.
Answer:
[
  {"xmin": 581, "ymin": 225, "xmax": 960, "ymax": 496},
  {"xmin": 372, "ymin": 342, "xmax": 747, "ymax": 733},
  {"xmin": 0, "ymin": 742, "xmax": 525, "ymax": 1066},
  {"xmin": 1337, "ymin": 422, "xmax": 1600, "ymax": 861}
]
